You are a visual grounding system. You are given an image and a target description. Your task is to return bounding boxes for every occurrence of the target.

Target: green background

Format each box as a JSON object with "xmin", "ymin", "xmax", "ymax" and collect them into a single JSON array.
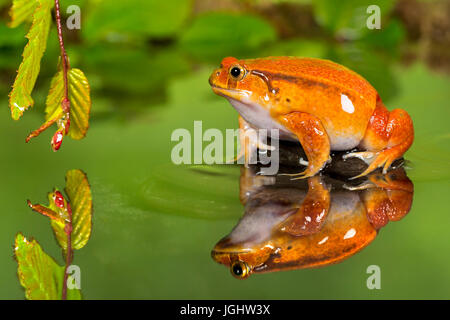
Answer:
[{"xmin": 0, "ymin": 0, "xmax": 449, "ymax": 299}]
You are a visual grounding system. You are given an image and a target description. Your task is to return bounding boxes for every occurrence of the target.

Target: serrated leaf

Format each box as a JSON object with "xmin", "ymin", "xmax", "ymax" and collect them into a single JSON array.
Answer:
[
  {"xmin": 51, "ymin": 170, "xmax": 92, "ymax": 251},
  {"xmin": 8, "ymin": 0, "xmax": 38, "ymax": 28},
  {"xmin": 14, "ymin": 233, "xmax": 81, "ymax": 300},
  {"xmin": 45, "ymin": 68, "xmax": 91, "ymax": 140},
  {"xmin": 9, "ymin": 0, "xmax": 53, "ymax": 120}
]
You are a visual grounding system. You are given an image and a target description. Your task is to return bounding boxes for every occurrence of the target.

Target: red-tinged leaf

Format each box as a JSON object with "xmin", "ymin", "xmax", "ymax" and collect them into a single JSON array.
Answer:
[
  {"xmin": 27, "ymin": 200, "xmax": 65, "ymax": 224},
  {"xmin": 51, "ymin": 170, "xmax": 92, "ymax": 251},
  {"xmin": 45, "ymin": 68, "xmax": 91, "ymax": 140}
]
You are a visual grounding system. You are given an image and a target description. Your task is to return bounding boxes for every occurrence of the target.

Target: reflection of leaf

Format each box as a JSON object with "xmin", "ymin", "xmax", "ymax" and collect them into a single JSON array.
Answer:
[
  {"xmin": 180, "ymin": 12, "xmax": 277, "ymax": 61},
  {"xmin": 14, "ymin": 233, "xmax": 81, "ymax": 300},
  {"xmin": 51, "ymin": 170, "xmax": 92, "ymax": 251},
  {"xmin": 8, "ymin": 0, "xmax": 38, "ymax": 28},
  {"xmin": 9, "ymin": 0, "xmax": 53, "ymax": 120},
  {"xmin": 45, "ymin": 69, "xmax": 92, "ymax": 140}
]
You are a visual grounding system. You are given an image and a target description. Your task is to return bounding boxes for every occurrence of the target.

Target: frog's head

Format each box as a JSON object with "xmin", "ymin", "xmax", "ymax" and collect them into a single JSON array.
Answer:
[
  {"xmin": 211, "ymin": 237, "xmax": 273, "ymax": 280},
  {"xmin": 210, "ymin": 201, "xmax": 296, "ymax": 279},
  {"xmin": 209, "ymin": 57, "xmax": 270, "ymax": 107}
]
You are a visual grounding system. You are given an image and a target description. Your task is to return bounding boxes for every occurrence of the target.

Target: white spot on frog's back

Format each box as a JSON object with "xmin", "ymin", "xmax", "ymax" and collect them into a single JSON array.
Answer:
[{"xmin": 341, "ymin": 94, "xmax": 355, "ymax": 114}]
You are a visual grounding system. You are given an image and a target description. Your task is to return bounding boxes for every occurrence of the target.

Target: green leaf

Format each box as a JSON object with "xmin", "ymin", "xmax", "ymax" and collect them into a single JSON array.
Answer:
[
  {"xmin": 14, "ymin": 233, "xmax": 60, "ymax": 299},
  {"xmin": 14, "ymin": 233, "xmax": 54, "ymax": 299},
  {"xmin": 83, "ymin": 0, "xmax": 192, "ymax": 42},
  {"xmin": 14, "ymin": 233, "xmax": 82, "ymax": 300},
  {"xmin": 9, "ymin": 0, "xmax": 53, "ymax": 120},
  {"xmin": 8, "ymin": 0, "xmax": 38, "ymax": 28},
  {"xmin": 179, "ymin": 12, "xmax": 277, "ymax": 61},
  {"xmin": 45, "ymin": 68, "xmax": 92, "ymax": 140},
  {"xmin": 51, "ymin": 170, "xmax": 92, "ymax": 251},
  {"xmin": 313, "ymin": 0, "xmax": 396, "ymax": 38}
]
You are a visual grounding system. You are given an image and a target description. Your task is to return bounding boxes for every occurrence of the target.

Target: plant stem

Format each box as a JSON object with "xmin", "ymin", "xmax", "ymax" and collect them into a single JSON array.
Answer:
[
  {"xmin": 61, "ymin": 203, "xmax": 73, "ymax": 300},
  {"xmin": 54, "ymin": 0, "xmax": 71, "ymax": 128}
]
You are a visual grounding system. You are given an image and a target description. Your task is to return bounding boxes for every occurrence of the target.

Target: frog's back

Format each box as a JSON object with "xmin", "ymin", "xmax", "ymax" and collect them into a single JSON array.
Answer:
[
  {"xmin": 243, "ymin": 56, "xmax": 377, "ymax": 99},
  {"xmin": 243, "ymin": 57, "xmax": 378, "ymax": 150}
]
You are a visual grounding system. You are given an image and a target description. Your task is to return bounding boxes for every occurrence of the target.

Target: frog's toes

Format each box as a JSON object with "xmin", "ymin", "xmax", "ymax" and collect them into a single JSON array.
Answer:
[
  {"xmin": 256, "ymin": 140, "xmax": 276, "ymax": 151},
  {"xmin": 299, "ymin": 157, "xmax": 309, "ymax": 166},
  {"xmin": 343, "ymin": 181, "xmax": 377, "ymax": 191},
  {"xmin": 342, "ymin": 151, "xmax": 378, "ymax": 165},
  {"xmin": 349, "ymin": 150, "xmax": 397, "ymax": 180},
  {"xmin": 280, "ymin": 168, "xmax": 317, "ymax": 180}
]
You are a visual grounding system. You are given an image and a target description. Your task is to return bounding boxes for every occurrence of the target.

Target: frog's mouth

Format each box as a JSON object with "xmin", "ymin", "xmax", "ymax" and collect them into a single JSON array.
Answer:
[{"xmin": 210, "ymin": 85, "xmax": 254, "ymax": 103}]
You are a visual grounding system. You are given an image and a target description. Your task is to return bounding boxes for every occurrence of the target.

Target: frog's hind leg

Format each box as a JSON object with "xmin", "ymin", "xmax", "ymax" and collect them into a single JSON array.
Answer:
[
  {"xmin": 360, "ymin": 168, "xmax": 414, "ymax": 229},
  {"xmin": 346, "ymin": 98, "xmax": 414, "ymax": 179},
  {"xmin": 278, "ymin": 112, "xmax": 331, "ymax": 179}
]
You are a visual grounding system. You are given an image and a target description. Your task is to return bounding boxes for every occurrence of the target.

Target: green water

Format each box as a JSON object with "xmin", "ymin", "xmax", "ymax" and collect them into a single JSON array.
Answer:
[{"xmin": 1, "ymin": 62, "xmax": 449, "ymax": 299}]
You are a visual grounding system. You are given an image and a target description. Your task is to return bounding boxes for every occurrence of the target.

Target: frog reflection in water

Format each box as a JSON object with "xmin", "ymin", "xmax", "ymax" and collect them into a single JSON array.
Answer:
[{"xmin": 211, "ymin": 166, "xmax": 413, "ymax": 279}]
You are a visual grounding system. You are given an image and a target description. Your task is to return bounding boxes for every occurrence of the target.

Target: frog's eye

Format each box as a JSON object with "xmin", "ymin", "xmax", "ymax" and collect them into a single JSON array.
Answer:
[
  {"xmin": 229, "ymin": 65, "xmax": 246, "ymax": 81},
  {"xmin": 230, "ymin": 260, "xmax": 250, "ymax": 279}
]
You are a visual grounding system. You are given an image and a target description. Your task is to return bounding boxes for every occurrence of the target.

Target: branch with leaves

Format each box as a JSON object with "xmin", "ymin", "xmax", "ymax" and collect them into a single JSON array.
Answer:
[
  {"xmin": 14, "ymin": 169, "xmax": 93, "ymax": 300},
  {"xmin": 8, "ymin": 0, "xmax": 91, "ymax": 151}
]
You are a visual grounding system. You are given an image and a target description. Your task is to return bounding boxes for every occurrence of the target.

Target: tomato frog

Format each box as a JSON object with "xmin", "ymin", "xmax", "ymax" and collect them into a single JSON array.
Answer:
[
  {"xmin": 209, "ymin": 57, "xmax": 414, "ymax": 179},
  {"xmin": 211, "ymin": 166, "xmax": 413, "ymax": 279}
]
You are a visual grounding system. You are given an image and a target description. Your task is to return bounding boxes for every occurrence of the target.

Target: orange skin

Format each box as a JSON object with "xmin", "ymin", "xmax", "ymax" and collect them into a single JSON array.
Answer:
[
  {"xmin": 209, "ymin": 57, "xmax": 414, "ymax": 178},
  {"xmin": 211, "ymin": 167, "xmax": 413, "ymax": 279}
]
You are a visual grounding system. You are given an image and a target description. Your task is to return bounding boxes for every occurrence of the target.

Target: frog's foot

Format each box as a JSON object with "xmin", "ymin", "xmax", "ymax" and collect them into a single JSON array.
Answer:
[
  {"xmin": 343, "ymin": 180, "xmax": 377, "ymax": 191},
  {"xmin": 278, "ymin": 112, "xmax": 331, "ymax": 180},
  {"xmin": 348, "ymin": 151, "xmax": 395, "ymax": 180},
  {"xmin": 342, "ymin": 151, "xmax": 377, "ymax": 165},
  {"xmin": 349, "ymin": 141, "xmax": 411, "ymax": 180}
]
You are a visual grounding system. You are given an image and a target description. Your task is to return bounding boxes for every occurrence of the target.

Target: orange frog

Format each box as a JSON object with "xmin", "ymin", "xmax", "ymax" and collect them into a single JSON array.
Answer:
[{"xmin": 209, "ymin": 57, "xmax": 414, "ymax": 178}]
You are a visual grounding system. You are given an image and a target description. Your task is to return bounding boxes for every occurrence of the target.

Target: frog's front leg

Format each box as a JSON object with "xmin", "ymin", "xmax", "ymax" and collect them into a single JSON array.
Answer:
[
  {"xmin": 277, "ymin": 112, "xmax": 331, "ymax": 179},
  {"xmin": 239, "ymin": 166, "xmax": 275, "ymax": 205},
  {"xmin": 235, "ymin": 116, "xmax": 275, "ymax": 165},
  {"xmin": 279, "ymin": 176, "xmax": 330, "ymax": 236},
  {"xmin": 344, "ymin": 99, "xmax": 414, "ymax": 179}
]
